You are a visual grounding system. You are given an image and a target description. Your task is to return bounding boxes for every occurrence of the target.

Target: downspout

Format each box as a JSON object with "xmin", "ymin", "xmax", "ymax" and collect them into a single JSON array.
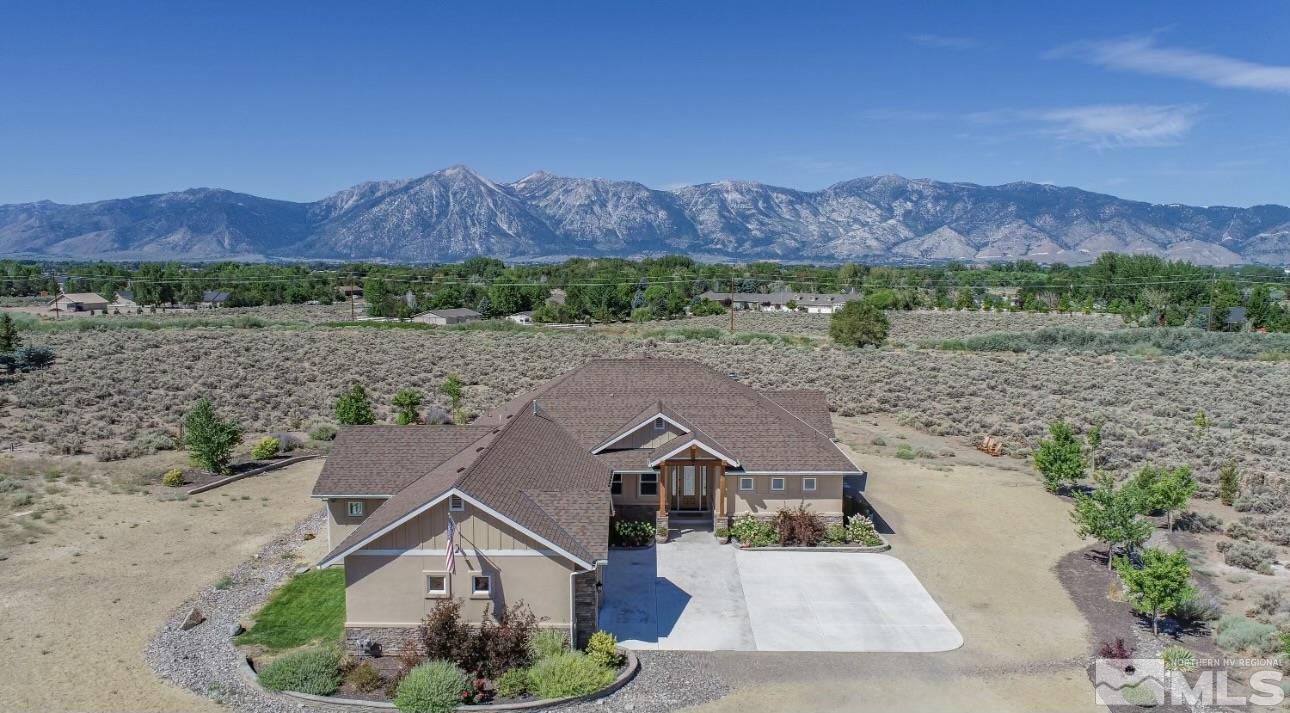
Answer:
[{"xmin": 568, "ymin": 568, "xmax": 578, "ymax": 646}]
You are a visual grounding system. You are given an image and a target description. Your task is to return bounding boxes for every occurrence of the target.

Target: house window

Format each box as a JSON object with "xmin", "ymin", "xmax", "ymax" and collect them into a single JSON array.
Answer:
[
  {"xmin": 471, "ymin": 575, "xmax": 492, "ymax": 597},
  {"xmin": 639, "ymin": 472, "xmax": 658, "ymax": 497},
  {"xmin": 347, "ymin": 501, "xmax": 364, "ymax": 517},
  {"xmin": 653, "ymin": 417, "xmax": 665, "ymax": 430},
  {"xmin": 802, "ymin": 477, "xmax": 817, "ymax": 492},
  {"xmin": 448, "ymin": 495, "xmax": 464, "ymax": 512},
  {"xmin": 610, "ymin": 473, "xmax": 622, "ymax": 496},
  {"xmin": 739, "ymin": 477, "xmax": 754, "ymax": 491},
  {"xmin": 771, "ymin": 477, "xmax": 786, "ymax": 491},
  {"xmin": 425, "ymin": 574, "xmax": 448, "ymax": 596}
]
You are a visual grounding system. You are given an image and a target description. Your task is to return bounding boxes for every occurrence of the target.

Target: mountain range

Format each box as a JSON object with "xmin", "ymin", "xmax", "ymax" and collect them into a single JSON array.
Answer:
[{"xmin": 1, "ymin": 165, "xmax": 1287, "ymax": 265}]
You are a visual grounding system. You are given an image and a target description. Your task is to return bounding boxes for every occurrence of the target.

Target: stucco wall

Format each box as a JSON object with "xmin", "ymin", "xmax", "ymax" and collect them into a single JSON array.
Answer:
[
  {"xmin": 344, "ymin": 552, "xmax": 577, "ymax": 626},
  {"xmin": 725, "ymin": 474, "xmax": 844, "ymax": 515},
  {"xmin": 326, "ymin": 498, "xmax": 388, "ymax": 547}
]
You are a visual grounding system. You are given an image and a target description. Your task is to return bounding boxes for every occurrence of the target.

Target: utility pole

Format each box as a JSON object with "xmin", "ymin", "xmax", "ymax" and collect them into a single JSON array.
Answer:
[
  {"xmin": 350, "ymin": 271, "xmax": 356, "ymax": 321},
  {"xmin": 728, "ymin": 274, "xmax": 735, "ymax": 334}
]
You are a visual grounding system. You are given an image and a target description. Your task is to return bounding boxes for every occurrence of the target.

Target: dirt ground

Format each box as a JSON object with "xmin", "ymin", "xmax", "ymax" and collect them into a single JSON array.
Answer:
[
  {"xmin": 0, "ymin": 460, "xmax": 325, "ymax": 713},
  {"xmin": 690, "ymin": 414, "xmax": 1102, "ymax": 713}
]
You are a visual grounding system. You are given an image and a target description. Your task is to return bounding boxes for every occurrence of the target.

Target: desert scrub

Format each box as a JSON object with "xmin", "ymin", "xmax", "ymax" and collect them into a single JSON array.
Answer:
[
  {"xmin": 1217, "ymin": 539, "xmax": 1277, "ymax": 574},
  {"xmin": 1214, "ymin": 615, "xmax": 1281, "ymax": 655},
  {"xmin": 394, "ymin": 660, "xmax": 468, "ymax": 713},
  {"xmin": 525, "ymin": 652, "xmax": 615, "ymax": 699},
  {"xmin": 931, "ymin": 326, "xmax": 1290, "ymax": 361},
  {"xmin": 256, "ymin": 646, "xmax": 343, "ymax": 695}
]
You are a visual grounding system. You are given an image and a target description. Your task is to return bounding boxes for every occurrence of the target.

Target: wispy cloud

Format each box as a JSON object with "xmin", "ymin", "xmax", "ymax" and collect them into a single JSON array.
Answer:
[
  {"xmin": 1028, "ymin": 104, "xmax": 1200, "ymax": 148},
  {"xmin": 860, "ymin": 103, "xmax": 1200, "ymax": 148},
  {"xmin": 906, "ymin": 33, "xmax": 982, "ymax": 50},
  {"xmin": 1048, "ymin": 34, "xmax": 1290, "ymax": 94}
]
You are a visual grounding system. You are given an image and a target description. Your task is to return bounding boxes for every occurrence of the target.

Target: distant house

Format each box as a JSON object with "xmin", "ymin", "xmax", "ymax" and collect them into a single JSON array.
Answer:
[
  {"xmin": 49, "ymin": 292, "xmax": 109, "ymax": 313},
  {"xmin": 699, "ymin": 291, "xmax": 860, "ymax": 314},
  {"xmin": 1196, "ymin": 306, "xmax": 1247, "ymax": 329},
  {"xmin": 412, "ymin": 308, "xmax": 483, "ymax": 326},
  {"xmin": 201, "ymin": 290, "xmax": 231, "ymax": 308},
  {"xmin": 508, "ymin": 311, "xmax": 535, "ymax": 325},
  {"xmin": 337, "ymin": 285, "xmax": 364, "ymax": 298},
  {"xmin": 113, "ymin": 290, "xmax": 138, "ymax": 308}
]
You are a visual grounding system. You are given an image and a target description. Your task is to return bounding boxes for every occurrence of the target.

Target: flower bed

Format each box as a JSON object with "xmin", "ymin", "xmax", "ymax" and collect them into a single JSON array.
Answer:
[
  {"xmin": 609, "ymin": 518, "xmax": 656, "ymax": 548},
  {"xmin": 729, "ymin": 508, "xmax": 887, "ymax": 550},
  {"xmin": 240, "ymin": 600, "xmax": 637, "ymax": 712}
]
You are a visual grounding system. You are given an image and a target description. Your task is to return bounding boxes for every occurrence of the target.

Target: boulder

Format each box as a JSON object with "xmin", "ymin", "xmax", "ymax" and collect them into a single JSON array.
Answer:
[{"xmin": 180, "ymin": 607, "xmax": 205, "ymax": 631}]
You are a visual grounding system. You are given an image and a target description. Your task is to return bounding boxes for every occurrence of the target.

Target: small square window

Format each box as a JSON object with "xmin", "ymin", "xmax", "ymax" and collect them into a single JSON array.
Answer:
[
  {"xmin": 448, "ymin": 495, "xmax": 464, "ymax": 512},
  {"xmin": 739, "ymin": 477, "xmax": 754, "ymax": 491},
  {"xmin": 347, "ymin": 501, "xmax": 364, "ymax": 517},
  {"xmin": 471, "ymin": 575, "xmax": 491, "ymax": 597},
  {"xmin": 653, "ymin": 417, "xmax": 665, "ymax": 430},
  {"xmin": 802, "ymin": 477, "xmax": 817, "ymax": 492},
  {"xmin": 426, "ymin": 574, "xmax": 448, "ymax": 595},
  {"xmin": 610, "ymin": 473, "xmax": 622, "ymax": 496},
  {"xmin": 771, "ymin": 477, "xmax": 786, "ymax": 491},
  {"xmin": 639, "ymin": 472, "xmax": 658, "ymax": 497}
]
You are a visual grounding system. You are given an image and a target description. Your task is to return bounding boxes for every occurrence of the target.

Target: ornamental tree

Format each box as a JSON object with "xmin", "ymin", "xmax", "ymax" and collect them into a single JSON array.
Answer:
[
  {"xmin": 392, "ymin": 388, "xmax": 423, "ymax": 426},
  {"xmin": 183, "ymin": 398, "xmax": 243, "ymax": 474},
  {"xmin": 1115, "ymin": 548, "xmax": 1196, "ymax": 636},
  {"xmin": 1034, "ymin": 421, "xmax": 1088, "ymax": 493},
  {"xmin": 335, "ymin": 383, "xmax": 376, "ymax": 425},
  {"xmin": 1072, "ymin": 473, "xmax": 1153, "ymax": 569}
]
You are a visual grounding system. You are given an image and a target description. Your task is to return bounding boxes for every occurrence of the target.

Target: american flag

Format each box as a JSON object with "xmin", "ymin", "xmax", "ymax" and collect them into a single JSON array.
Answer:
[{"xmin": 445, "ymin": 515, "xmax": 457, "ymax": 574}]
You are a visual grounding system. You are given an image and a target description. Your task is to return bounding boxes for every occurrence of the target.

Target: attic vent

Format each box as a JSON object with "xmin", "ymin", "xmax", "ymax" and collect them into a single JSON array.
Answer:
[{"xmin": 448, "ymin": 495, "xmax": 464, "ymax": 511}]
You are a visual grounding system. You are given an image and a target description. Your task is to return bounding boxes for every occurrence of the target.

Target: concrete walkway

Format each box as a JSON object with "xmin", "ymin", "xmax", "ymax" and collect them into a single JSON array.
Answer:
[{"xmin": 599, "ymin": 529, "xmax": 962, "ymax": 652}]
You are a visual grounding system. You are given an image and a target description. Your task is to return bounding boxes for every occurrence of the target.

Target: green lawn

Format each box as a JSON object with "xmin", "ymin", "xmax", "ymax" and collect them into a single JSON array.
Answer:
[{"xmin": 234, "ymin": 567, "xmax": 345, "ymax": 652}]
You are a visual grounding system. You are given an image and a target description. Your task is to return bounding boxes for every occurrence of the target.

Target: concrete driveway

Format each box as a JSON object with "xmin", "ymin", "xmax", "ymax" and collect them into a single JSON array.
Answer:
[{"xmin": 599, "ymin": 530, "xmax": 962, "ymax": 652}]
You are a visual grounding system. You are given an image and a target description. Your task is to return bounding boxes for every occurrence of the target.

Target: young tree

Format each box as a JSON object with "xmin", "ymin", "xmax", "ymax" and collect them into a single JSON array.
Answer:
[
  {"xmin": 1034, "ymin": 421, "xmax": 1088, "ymax": 493},
  {"xmin": 183, "ymin": 398, "xmax": 243, "ymax": 474},
  {"xmin": 334, "ymin": 383, "xmax": 376, "ymax": 425},
  {"xmin": 0, "ymin": 313, "xmax": 20, "ymax": 352},
  {"xmin": 1130, "ymin": 465, "xmax": 1197, "ymax": 531},
  {"xmin": 1114, "ymin": 548, "xmax": 1196, "ymax": 636},
  {"xmin": 829, "ymin": 299, "xmax": 890, "ymax": 347},
  {"xmin": 1072, "ymin": 473, "xmax": 1153, "ymax": 569},
  {"xmin": 1219, "ymin": 461, "xmax": 1240, "ymax": 506},
  {"xmin": 439, "ymin": 375, "xmax": 464, "ymax": 425},
  {"xmin": 1193, "ymin": 410, "xmax": 1209, "ymax": 434},
  {"xmin": 392, "ymin": 388, "xmax": 423, "ymax": 426},
  {"xmin": 1086, "ymin": 424, "xmax": 1102, "ymax": 477}
]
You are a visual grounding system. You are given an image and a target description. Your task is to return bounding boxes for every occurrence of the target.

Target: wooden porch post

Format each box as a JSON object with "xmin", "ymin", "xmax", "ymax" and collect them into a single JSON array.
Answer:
[
  {"xmin": 655, "ymin": 463, "xmax": 669, "ymax": 543},
  {"xmin": 717, "ymin": 461, "xmax": 726, "ymax": 522}
]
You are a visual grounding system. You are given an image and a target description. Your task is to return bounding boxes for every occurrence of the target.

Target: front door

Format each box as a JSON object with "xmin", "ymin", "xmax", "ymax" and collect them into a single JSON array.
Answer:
[{"xmin": 671, "ymin": 464, "xmax": 707, "ymax": 511}]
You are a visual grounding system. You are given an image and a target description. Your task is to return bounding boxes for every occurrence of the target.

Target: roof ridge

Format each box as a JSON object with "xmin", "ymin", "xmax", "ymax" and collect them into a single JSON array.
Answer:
[{"xmin": 754, "ymin": 386, "xmax": 837, "ymax": 441}]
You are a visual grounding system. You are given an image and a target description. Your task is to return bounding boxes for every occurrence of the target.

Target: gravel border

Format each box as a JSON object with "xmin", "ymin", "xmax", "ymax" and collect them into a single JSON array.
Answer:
[{"xmin": 145, "ymin": 511, "xmax": 730, "ymax": 713}]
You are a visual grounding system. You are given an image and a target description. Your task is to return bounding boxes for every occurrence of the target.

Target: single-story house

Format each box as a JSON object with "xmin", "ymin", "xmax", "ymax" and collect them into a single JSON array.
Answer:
[
  {"xmin": 1196, "ymin": 306, "xmax": 1247, "ymax": 328},
  {"xmin": 507, "ymin": 311, "xmax": 534, "ymax": 325},
  {"xmin": 49, "ymin": 292, "xmax": 109, "ymax": 313},
  {"xmin": 113, "ymin": 290, "xmax": 138, "ymax": 308},
  {"xmin": 201, "ymin": 290, "xmax": 231, "ymax": 308},
  {"xmin": 699, "ymin": 290, "xmax": 860, "ymax": 313},
  {"xmin": 412, "ymin": 308, "xmax": 482, "ymax": 325},
  {"xmin": 313, "ymin": 357, "xmax": 861, "ymax": 654},
  {"xmin": 337, "ymin": 284, "xmax": 364, "ymax": 298}
]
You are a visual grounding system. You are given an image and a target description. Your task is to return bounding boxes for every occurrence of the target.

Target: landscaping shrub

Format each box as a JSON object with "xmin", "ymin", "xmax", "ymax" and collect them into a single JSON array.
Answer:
[
  {"xmin": 528, "ymin": 629, "xmax": 567, "ymax": 661},
  {"xmin": 251, "ymin": 436, "xmax": 281, "ymax": 460},
  {"xmin": 1098, "ymin": 638, "xmax": 1134, "ymax": 659},
  {"xmin": 1162, "ymin": 645, "xmax": 1197, "ymax": 672},
  {"xmin": 584, "ymin": 631, "xmax": 623, "ymax": 669},
  {"xmin": 1220, "ymin": 540, "xmax": 1277, "ymax": 574},
  {"xmin": 610, "ymin": 519, "xmax": 656, "ymax": 547},
  {"xmin": 774, "ymin": 505, "xmax": 825, "ymax": 546},
  {"xmin": 394, "ymin": 660, "xmax": 469, "ymax": 713},
  {"xmin": 257, "ymin": 646, "xmax": 343, "ymax": 696},
  {"xmin": 730, "ymin": 515, "xmax": 779, "ymax": 547},
  {"xmin": 1215, "ymin": 615, "xmax": 1280, "ymax": 654},
  {"xmin": 468, "ymin": 601, "xmax": 539, "ymax": 678},
  {"xmin": 183, "ymin": 398, "xmax": 243, "ymax": 474},
  {"xmin": 346, "ymin": 660, "xmax": 384, "ymax": 693},
  {"xmin": 161, "ymin": 468, "xmax": 184, "ymax": 487},
  {"xmin": 845, "ymin": 515, "xmax": 883, "ymax": 546},
  {"xmin": 494, "ymin": 667, "xmax": 529, "ymax": 698},
  {"xmin": 1246, "ymin": 588, "xmax": 1289, "ymax": 618},
  {"xmin": 420, "ymin": 600, "xmax": 471, "ymax": 671},
  {"xmin": 525, "ymin": 652, "xmax": 615, "ymax": 699},
  {"xmin": 823, "ymin": 524, "xmax": 847, "ymax": 544}
]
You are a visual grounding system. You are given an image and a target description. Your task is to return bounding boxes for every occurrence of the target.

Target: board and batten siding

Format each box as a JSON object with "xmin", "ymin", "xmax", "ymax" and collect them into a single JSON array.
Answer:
[
  {"xmin": 605, "ymin": 420, "xmax": 686, "ymax": 450},
  {"xmin": 367, "ymin": 500, "xmax": 545, "ymax": 551},
  {"xmin": 726, "ymin": 473, "xmax": 844, "ymax": 515}
]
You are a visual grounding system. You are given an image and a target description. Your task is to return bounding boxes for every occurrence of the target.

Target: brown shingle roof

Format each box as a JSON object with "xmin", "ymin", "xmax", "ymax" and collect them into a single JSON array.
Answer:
[
  {"xmin": 529, "ymin": 359, "xmax": 857, "ymax": 472},
  {"xmin": 761, "ymin": 390, "xmax": 836, "ymax": 438},
  {"xmin": 311, "ymin": 425, "xmax": 493, "ymax": 496}
]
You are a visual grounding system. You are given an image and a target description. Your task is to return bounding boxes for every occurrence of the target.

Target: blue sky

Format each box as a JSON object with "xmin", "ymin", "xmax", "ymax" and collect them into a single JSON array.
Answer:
[{"xmin": 2, "ymin": 1, "xmax": 1288, "ymax": 207}]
